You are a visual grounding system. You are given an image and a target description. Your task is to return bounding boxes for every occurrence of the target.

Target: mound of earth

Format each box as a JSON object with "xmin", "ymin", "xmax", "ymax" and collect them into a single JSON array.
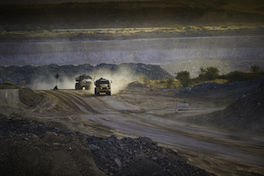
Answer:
[
  {"xmin": 177, "ymin": 78, "xmax": 264, "ymax": 99},
  {"xmin": 220, "ymin": 82, "xmax": 264, "ymax": 131},
  {"xmin": 19, "ymin": 87, "xmax": 43, "ymax": 107},
  {"xmin": 180, "ymin": 80, "xmax": 264, "ymax": 133},
  {"xmin": 120, "ymin": 81, "xmax": 179, "ymax": 97},
  {"xmin": 125, "ymin": 81, "xmax": 147, "ymax": 88},
  {"xmin": 0, "ymin": 116, "xmax": 213, "ymax": 176}
]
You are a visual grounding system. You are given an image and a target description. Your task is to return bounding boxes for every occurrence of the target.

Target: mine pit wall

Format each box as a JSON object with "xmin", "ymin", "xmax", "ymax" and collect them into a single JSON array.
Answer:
[
  {"xmin": 0, "ymin": 36, "xmax": 263, "ymax": 77},
  {"xmin": 0, "ymin": 89, "xmax": 26, "ymax": 109}
]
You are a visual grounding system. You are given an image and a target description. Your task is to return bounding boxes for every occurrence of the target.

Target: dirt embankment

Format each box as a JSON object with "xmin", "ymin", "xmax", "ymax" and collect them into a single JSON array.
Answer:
[
  {"xmin": 175, "ymin": 78, "xmax": 264, "ymax": 133},
  {"xmin": 197, "ymin": 82, "xmax": 264, "ymax": 132},
  {"xmin": 19, "ymin": 87, "xmax": 43, "ymax": 107},
  {"xmin": 120, "ymin": 78, "xmax": 264, "ymax": 134}
]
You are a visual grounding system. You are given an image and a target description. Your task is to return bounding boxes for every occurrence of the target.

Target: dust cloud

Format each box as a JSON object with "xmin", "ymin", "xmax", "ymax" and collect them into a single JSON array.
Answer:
[
  {"xmin": 29, "ymin": 66, "xmax": 138, "ymax": 94},
  {"xmin": 29, "ymin": 75, "xmax": 75, "ymax": 90},
  {"xmin": 91, "ymin": 66, "xmax": 137, "ymax": 94}
]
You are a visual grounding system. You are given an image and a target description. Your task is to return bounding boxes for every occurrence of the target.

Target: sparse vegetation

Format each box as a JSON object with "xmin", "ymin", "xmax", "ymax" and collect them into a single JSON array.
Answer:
[
  {"xmin": 176, "ymin": 71, "xmax": 192, "ymax": 88},
  {"xmin": 250, "ymin": 64, "xmax": 263, "ymax": 74},
  {"xmin": 146, "ymin": 65, "xmax": 263, "ymax": 89},
  {"xmin": 226, "ymin": 71, "xmax": 264, "ymax": 82},
  {"xmin": 166, "ymin": 78, "xmax": 174, "ymax": 88},
  {"xmin": 198, "ymin": 66, "xmax": 220, "ymax": 81},
  {"xmin": 221, "ymin": 25, "xmax": 229, "ymax": 28},
  {"xmin": 226, "ymin": 71, "xmax": 249, "ymax": 82}
]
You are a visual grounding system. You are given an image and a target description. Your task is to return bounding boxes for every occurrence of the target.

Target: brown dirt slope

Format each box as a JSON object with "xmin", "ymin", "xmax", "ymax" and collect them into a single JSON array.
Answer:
[
  {"xmin": 19, "ymin": 87, "xmax": 43, "ymax": 107},
  {"xmin": 182, "ymin": 81, "xmax": 264, "ymax": 133}
]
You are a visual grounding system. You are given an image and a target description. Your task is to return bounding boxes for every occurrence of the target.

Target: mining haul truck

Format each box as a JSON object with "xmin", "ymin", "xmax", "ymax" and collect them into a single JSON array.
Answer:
[
  {"xmin": 94, "ymin": 78, "xmax": 111, "ymax": 95},
  {"xmin": 75, "ymin": 74, "xmax": 93, "ymax": 90}
]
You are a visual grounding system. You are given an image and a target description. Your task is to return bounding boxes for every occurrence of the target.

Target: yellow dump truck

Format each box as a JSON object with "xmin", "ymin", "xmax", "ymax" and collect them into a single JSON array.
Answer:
[
  {"xmin": 75, "ymin": 74, "xmax": 93, "ymax": 90},
  {"xmin": 94, "ymin": 78, "xmax": 111, "ymax": 95}
]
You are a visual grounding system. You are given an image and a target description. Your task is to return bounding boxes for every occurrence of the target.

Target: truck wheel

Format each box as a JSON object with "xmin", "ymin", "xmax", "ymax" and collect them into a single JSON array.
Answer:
[
  {"xmin": 108, "ymin": 92, "xmax": 111, "ymax": 96},
  {"xmin": 94, "ymin": 88, "xmax": 97, "ymax": 95},
  {"xmin": 75, "ymin": 83, "xmax": 79, "ymax": 90}
]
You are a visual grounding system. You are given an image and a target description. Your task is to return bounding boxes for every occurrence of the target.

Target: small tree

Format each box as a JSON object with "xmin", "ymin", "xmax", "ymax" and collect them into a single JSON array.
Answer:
[
  {"xmin": 205, "ymin": 66, "xmax": 219, "ymax": 80},
  {"xmin": 250, "ymin": 65, "xmax": 262, "ymax": 74},
  {"xmin": 176, "ymin": 71, "xmax": 190, "ymax": 80},
  {"xmin": 199, "ymin": 66, "xmax": 219, "ymax": 81},
  {"xmin": 176, "ymin": 71, "xmax": 191, "ymax": 88}
]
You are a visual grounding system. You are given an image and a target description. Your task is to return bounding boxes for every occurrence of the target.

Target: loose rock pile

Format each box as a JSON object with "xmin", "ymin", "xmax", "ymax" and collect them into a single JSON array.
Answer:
[
  {"xmin": 222, "ymin": 81, "xmax": 264, "ymax": 130},
  {"xmin": 177, "ymin": 78, "xmax": 264, "ymax": 99},
  {"xmin": 180, "ymin": 79, "xmax": 264, "ymax": 133},
  {"xmin": 0, "ymin": 116, "xmax": 212, "ymax": 176},
  {"xmin": 87, "ymin": 135, "xmax": 211, "ymax": 176}
]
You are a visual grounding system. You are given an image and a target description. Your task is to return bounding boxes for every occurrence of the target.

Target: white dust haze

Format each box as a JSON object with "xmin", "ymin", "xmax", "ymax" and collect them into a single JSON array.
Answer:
[{"xmin": 29, "ymin": 66, "xmax": 138, "ymax": 94}]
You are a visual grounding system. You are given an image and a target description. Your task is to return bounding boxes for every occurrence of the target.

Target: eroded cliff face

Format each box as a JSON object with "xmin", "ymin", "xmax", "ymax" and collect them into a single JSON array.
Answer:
[{"xmin": 1, "ymin": 35, "xmax": 264, "ymax": 76}]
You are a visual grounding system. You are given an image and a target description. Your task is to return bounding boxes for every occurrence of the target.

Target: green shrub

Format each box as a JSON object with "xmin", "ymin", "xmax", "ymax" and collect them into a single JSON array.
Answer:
[
  {"xmin": 176, "ymin": 71, "xmax": 190, "ymax": 80},
  {"xmin": 166, "ymin": 78, "xmax": 174, "ymax": 88},
  {"xmin": 176, "ymin": 71, "xmax": 191, "ymax": 88},
  {"xmin": 227, "ymin": 71, "xmax": 247, "ymax": 82},
  {"xmin": 227, "ymin": 70, "xmax": 264, "ymax": 82},
  {"xmin": 199, "ymin": 67, "xmax": 219, "ymax": 81},
  {"xmin": 217, "ymin": 74, "xmax": 227, "ymax": 79}
]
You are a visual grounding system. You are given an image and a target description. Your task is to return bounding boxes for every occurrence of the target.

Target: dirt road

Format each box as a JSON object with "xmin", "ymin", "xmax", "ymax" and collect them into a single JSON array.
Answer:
[{"xmin": 25, "ymin": 88, "xmax": 264, "ymax": 176}]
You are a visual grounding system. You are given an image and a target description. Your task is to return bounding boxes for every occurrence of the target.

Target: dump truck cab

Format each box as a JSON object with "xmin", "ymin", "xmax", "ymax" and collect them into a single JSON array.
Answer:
[
  {"xmin": 75, "ymin": 74, "xmax": 93, "ymax": 90},
  {"xmin": 94, "ymin": 78, "xmax": 111, "ymax": 96}
]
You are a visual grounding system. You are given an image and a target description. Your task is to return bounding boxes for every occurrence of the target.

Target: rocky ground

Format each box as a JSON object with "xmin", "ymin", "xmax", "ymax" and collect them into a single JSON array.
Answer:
[
  {"xmin": 0, "ymin": 115, "xmax": 212, "ymax": 176},
  {"xmin": 1, "ymin": 75, "xmax": 264, "ymax": 176},
  {"xmin": 175, "ymin": 78, "xmax": 264, "ymax": 133}
]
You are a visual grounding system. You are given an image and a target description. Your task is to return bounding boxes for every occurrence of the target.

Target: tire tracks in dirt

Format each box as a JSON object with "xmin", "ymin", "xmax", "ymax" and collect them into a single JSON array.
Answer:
[
  {"xmin": 39, "ymin": 90, "xmax": 82, "ymax": 113},
  {"xmin": 59, "ymin": 90, "xmax": 99, "ymax": 114},
  {"xmin": 90, "ymin": 94, "xmax": 264, "ymax": 168},
  {"xmin": 37, "ymin": 90, "xmax": 112, "ymax": 137},
  {"xmin": 36, "ymin": 90, "xmax": 264, "ymax": 174},
  {"xmin": 39, "ymin": 90, "xmax": 99, "ymax": 114}
]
